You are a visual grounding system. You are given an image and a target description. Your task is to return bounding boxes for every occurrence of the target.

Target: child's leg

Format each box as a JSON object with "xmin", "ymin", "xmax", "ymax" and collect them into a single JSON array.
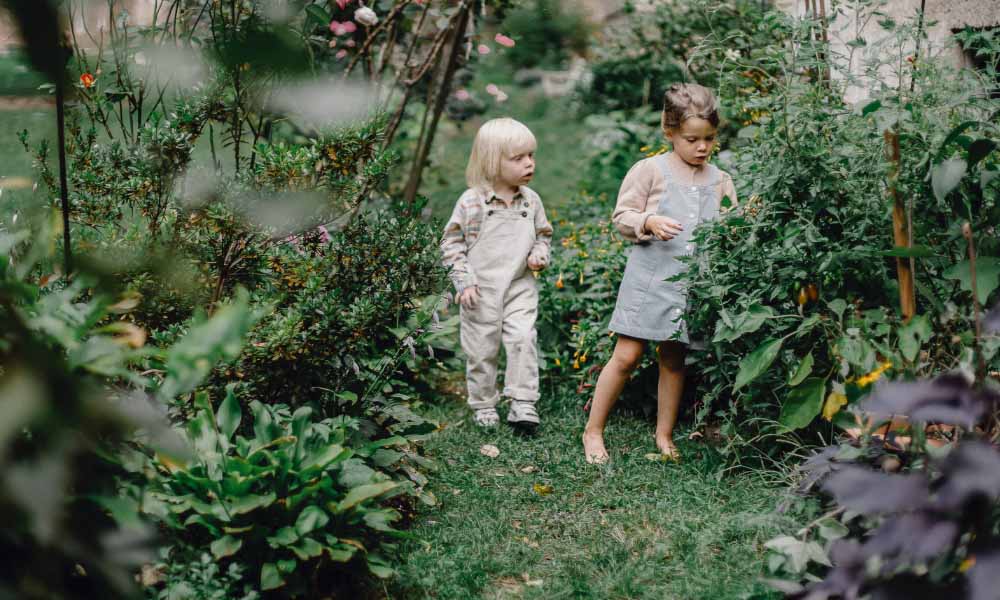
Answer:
[
  {"xmin": 500, "ymin": 290, "xmax": 540, "ymax": 425},
  {"xmin": 654, "ymin": 340, "xmax": 687, "ymax": 457},
  {"xmin": 582, "ymin": 335, "xmax": 645, "ymax": 462},
  {"xmin": 460, "ymin": 302, "xmax": 503, "ymax": 414}
]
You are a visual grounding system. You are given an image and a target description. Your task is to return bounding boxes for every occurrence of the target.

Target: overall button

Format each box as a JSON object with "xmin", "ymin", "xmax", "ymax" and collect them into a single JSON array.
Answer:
[
  {"xmin": 523, "ymin": 201, "xmax": 529, "ymax": 208},
  {"xmin": 521, "ymin": 211, "xmax": 528, "ymax": 217},
  {"xmin": 487, "ymin": 210, "xmax": 494, "ymax": 216}
]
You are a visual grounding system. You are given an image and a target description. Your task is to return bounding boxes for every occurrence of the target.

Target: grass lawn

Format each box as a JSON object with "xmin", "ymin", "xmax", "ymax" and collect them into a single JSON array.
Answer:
[
  {"xmin": 392, "ymin": 396, "xmax": 797, "ymax": 600},
  {"xmin": 0, "ymin": 106, "xmax": 56, "ymax": 218}
]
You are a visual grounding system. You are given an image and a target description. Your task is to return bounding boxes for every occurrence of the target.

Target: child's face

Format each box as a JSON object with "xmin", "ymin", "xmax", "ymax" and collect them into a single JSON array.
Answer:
[
  {"xmin": 665, "ymin": 118, "xmax": 717, "ymax": 167},
  {"xmin": 497, "ymin": 147, "xmax": 536, "ymax": 190}
]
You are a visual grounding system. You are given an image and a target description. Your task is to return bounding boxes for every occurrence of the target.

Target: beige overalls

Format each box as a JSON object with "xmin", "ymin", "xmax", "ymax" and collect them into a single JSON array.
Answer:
[{"xmin": 460, "ymin": 196, "xmax": 540, "ymax": 410}]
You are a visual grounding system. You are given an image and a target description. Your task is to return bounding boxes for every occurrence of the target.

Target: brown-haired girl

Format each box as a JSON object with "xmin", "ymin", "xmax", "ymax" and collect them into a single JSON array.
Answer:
[{"xmin": 582, "ymin": 83, "xmax": 737, "ymax": 464}]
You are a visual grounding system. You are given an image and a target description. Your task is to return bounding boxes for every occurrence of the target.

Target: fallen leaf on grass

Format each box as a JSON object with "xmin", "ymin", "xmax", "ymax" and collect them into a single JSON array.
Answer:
[
  {"xmin": 522, "ymin": 573, "xmax": 543, "ymax": 587},
  {"xmin": 520, "ymin": 465, "xmax": 537, "ymax": 473},
  {"xmin": 521, "ymin": 536, "xmax": 540, "ymax": 548},
  {"xmin": 644, "ymin": 453, "xmax": 678, "ymax": 463},
  {"xmin": 532, "ymin": 483, "xmax": 553, "ymax": 496},
  {"xmin": 480, "ymin": 444, "xmax": 500, "ymax": 458}
]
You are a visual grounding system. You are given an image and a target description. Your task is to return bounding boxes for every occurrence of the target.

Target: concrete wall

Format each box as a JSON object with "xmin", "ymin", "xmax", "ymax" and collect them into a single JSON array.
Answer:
[
  {"xmin": 776, "ymin": 0, "xmax": 1000, "ymax": 102},
  {"xmin": 1, "ymin": 0, "xmax": 161, "ymax": 50}
]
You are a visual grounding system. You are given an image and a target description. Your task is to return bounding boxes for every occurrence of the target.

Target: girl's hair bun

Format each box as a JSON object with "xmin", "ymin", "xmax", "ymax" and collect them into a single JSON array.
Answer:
[{"xmin": 662, "ymin": 83, "xmax": 720, "ymax": 130}]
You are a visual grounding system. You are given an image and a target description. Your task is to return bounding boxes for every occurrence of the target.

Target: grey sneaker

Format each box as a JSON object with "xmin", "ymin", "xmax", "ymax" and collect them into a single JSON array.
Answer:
[
  {"xmin": 473, "ymin": 407, "xmax": 500, "ymax": 427},
  {"xmin": 507, "ymin": 401, "xmax": 539, "ymax": 431}
]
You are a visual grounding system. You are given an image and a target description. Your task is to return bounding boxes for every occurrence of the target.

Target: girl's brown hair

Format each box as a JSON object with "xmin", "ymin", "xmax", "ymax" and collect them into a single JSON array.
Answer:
[{"xmin": 661, "ymin": 83, "xmax": 720, "ymax": 131}]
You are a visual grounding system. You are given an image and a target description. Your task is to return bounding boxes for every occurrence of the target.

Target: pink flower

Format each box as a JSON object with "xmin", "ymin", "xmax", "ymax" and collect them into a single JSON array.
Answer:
[
  {"xmin": 345, "ymin": 39, "xmax": 356, "ymax": 47},
  {"xmin": 335, "ymin": 0, "xmax": 351, "ymax": 9},
  {"xmin": 354, "ymin": 6, "xmax": 378, "ymax": 26},
  {"xmin": 336, "ymin": 49, "xmax": 348, "ymax": 59},
  {"xmin": 329, "ymin": 20, "xmax": 357, "ymax": 36},
  {"xmin": 455, "ymin": 89, "xmax": 471, "ymax": 101},
  {"xmin": 494, "ymin": 33, "xmax": 516, "ymax": 48},
  {"xmin": 485, "ymin": 83, "xmax": 500, "ymax": 95},
  {"xmin": 477, "ymin": 44, "xmax": 491, "ymax": 55},
  {"xmin": 318, "ymin": 225, "xmax": 331, "ymax": 243}
]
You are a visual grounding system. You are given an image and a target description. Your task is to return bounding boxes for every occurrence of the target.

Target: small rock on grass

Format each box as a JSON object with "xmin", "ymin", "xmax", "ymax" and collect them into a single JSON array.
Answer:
[{"xmin": 480, "ymin": 444, "xmax": 500, "ymax": 458}]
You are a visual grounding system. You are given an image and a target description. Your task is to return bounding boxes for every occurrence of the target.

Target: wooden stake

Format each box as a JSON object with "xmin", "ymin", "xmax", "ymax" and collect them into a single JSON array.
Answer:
[{"xmin": 884, "ymin": 129, "xmax": 915, "ymax": 320}]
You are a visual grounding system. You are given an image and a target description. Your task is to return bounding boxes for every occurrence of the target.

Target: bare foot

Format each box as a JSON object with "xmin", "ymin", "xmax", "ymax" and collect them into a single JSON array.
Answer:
[
  {"xmin": 655, "ymin": 436, "xmax": 680, "ymax": 462},
  {"xmin": 582, "ymin": 430, "xmax": 609, "ymax": 464}
]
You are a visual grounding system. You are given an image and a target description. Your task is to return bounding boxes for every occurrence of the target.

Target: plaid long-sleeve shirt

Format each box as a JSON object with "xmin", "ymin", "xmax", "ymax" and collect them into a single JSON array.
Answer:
[{"xmin": 440, "ymin": 186, "xmax": 553, "ymax": 293}]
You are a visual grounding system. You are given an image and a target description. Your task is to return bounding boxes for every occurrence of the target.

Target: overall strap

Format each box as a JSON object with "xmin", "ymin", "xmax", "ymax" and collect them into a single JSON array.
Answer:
[{"xmin": 656, "ymin": 153, "xmax": 674, "ymax": 184}]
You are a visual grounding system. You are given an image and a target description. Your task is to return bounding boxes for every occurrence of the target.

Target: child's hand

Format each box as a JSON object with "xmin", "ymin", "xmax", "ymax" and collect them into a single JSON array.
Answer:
[
  {"xmin": 527, "ymin": 255, "xmax": 546, "ymax": 271},
  {"xmin": 644, "ymin": 215, "xmax": 684, "ymax": 241},
  {"xmin": 458, "ymin": 286, "xmax": 480, "ymax": 309}
]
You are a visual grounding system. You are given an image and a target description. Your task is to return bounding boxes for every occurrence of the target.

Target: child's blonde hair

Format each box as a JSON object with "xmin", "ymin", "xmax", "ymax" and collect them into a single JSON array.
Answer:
[
  {"xmin": 661, "ymin": 83, "xmax": 720, "ymax": 131},
  {"xmin": 465, "ymin": 118, "xmax": 537, "ymax": 191}
]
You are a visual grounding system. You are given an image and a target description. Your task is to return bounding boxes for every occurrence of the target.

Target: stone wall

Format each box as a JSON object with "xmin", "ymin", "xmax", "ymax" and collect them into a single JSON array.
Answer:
[{"xmin": 0, "ymin": 0, "xmax": 160, "ymax": 50}]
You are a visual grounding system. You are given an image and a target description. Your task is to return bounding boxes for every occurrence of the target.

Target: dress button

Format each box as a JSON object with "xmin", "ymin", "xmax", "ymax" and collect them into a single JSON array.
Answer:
[
  {"xmin": 487, "ymin": 210, "xmax": 494, "ymax": 216},
  {"xmin": 521, "ymin": 211, "xmax": 528, "ymax": 217}
]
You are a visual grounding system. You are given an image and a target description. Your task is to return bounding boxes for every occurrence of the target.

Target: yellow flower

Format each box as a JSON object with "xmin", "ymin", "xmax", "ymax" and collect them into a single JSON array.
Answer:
[
  {"xmin": 579, "ymin": 271, "xmax": 584, "ymax": 284},
  {"xmin": 554, "ymin": 357, "xmax": 561, "ymax": 367},
  {"xmin": 555, "ymin": 274, "xmax": 564, "ymax": 289},
  {"xmin": 640, "ymin": 145, "xmax": 650, "ymax": 152},
  {"xmin": 580, "ymin": 352, "xmax": 587, "ymax": 363},
  {"xmin": 578, "ymin": 250, "xmax": 589, "ymax": 258},
  {"xmin": 960, "ymin": 556, "xmax": 976, "ymax": 572},
  {"xmin": 573, "ymin": 359, "xmax": 580, "ymax": 369},
  {"xmin": 856, "ymin": 361, "xmax": 893, "ymax": 387},
  {"xmin": 822, "ymin": 392, "xmax": 848, "ymax": 421}
]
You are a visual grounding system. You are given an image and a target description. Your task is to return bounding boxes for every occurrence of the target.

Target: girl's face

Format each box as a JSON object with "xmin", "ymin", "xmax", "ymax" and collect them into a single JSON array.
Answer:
[
  {"xmin": 497, "ymin": 147, "xmax": 536, "ymax": 190},
  {"xmin": 665, "ymin": 117, "xmax": 717, "ymax": 167}
]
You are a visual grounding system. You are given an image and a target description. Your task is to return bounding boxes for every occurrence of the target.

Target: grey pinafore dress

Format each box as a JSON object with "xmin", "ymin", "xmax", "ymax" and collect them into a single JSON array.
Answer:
[{"xmin": 608, "ymin": 154, "xmax": 722, "ymax": 343}]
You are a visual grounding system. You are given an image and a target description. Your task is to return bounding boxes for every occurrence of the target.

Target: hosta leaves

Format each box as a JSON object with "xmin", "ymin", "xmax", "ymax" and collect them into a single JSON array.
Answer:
[
  {"xmin": 290, "ymin": 537, "xmax": 324, "ymax": 560},
  {"xmin": 363, "ymin": 509, "xmax": 401, "ymax": 532},
  {"xmin": 225, "ymin": 492, "xmax": 276, "ymax": 515},
  {"xmin": 209, "ymin": 534, "xmax": 242, "ymax": 559},
  {"xmin": 261, "ymin": 562, "xmax": 284, "ymax": 590},
  {"xmin": 779, "ymin": 378, "xmax": 826, "ymax": 430},
  {"xmin": 335, "ymin": 481, "xmax": 398, "ymax": 513},
  {"xmin": 734, "ymin": 338, "xmax": 783, "ymax": 391},
  {"xmin": 266, "ymin": 526, "xmax": 299, "ymax": 548},
  {"xmin": 295, "ymin": 506, "xmax": 330, "ymax": 536},
  {"xmin": 217, "ymin": 384, "xmax": 241, "ymax": 442},
  {"xmin": 943, "ymin": 257, "xmax": 1000, "ymax": 305}
]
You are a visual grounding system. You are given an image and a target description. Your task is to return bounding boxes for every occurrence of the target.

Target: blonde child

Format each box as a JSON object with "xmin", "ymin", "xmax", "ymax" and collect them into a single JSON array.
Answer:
[
  {"xmin": 441, "ymin": 118, "xmax": 553, "ymax": 429},
  {"xmin": 582, "ymin": 83, "xmax": 737, "ymax": 463}
]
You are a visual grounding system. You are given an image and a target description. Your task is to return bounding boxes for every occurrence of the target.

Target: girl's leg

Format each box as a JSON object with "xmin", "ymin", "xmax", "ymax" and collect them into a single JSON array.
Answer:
[
  {"xmin": 654, "ymin": 340, "xmax": 687, "ymax": 458},
  {"xmin": 582, "ymin": 335, "xmax": 645, "ymax": 463}
]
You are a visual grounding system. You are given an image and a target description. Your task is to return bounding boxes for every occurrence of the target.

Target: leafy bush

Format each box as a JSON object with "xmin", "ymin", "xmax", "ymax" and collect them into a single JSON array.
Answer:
[
  {"xmin": 235, "ymin": 207, "xmax": 448, "ymax": 406},
  {"xmin": 500, "ymin": 0, "xmax": 591, "ymax": 70},
  {"xmin": 680, "ymin": 9, "xmax": 1000, "ymax": 453},
  {"xmin": 575, "ymin": 0, "xmax": 775, "ymax": 116}
]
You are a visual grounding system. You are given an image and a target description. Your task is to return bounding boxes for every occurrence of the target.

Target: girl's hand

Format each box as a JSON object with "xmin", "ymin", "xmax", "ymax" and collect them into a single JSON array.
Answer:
[
  {"xmin": 644, "ymin": 215, "xmax": 684, "ymax": 240},
  {"xmin": 527, "ymin": 255, "xmax": 545, "ymax": 271},
  {"xmin": 458, "ymin": 286, "xmax": 480, "ymax": 309}
]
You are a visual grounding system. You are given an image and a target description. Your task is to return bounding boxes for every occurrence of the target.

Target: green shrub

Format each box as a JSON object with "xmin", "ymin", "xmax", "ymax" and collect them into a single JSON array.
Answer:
[
  {"xmin": 136, "ymin": 391, "xmax": 426, "ymax": 596},
  {"xmin": 500, "ymin": 0, "xmax": 590, "ymax": 70}
]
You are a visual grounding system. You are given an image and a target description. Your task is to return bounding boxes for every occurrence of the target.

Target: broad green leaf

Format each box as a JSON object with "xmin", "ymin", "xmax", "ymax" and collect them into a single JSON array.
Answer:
[
  {"xmin": 226, "ymin": 492, "xmax": 276, "ymax": 515},
  {"xmin": 779, "ymin": 378, "xmax": 827, "ymax": 430},
  {"xmin": 277, "ymin": 559, "xmax": 297, "ymax": 574},
  {"xmin": 266, "ymin": 526, "xmax": 299, "ymax": 548},
  {"xmin": 734, "ymin": 338, "xmax": 783, "ymax": 391},
  {"xmin": 943, "ymin": 257, "xmax": 1000, "ymax": 305},
  {"xmin": 931, "ymin": 158, "xmax": 967, "ymax": 202},
  {"xmin": 818, "ymin": 518, "xmax": 849, "ymax": 541},
  {"xmin": 335, "ymin": 481, "xmax": 398, "ymax": 513},
  {"xmin": 217, "ymin": 384, "xmax": 241, "ymax": 442},
  {"xmin": 295, "ymin": 506, "xmax": 330, "ymax": 536},
  {"xmin": 290, "ymin": 537, "xmax": 324, "ymax": 560},
  {"xmin": 898, "ymin": 314, "xmax": 931, "ymax": 362},
  {"xmin": 304, "ymin": 4, "xmax": 331, "ymax": 26},
  {"xmin": 210, "ymin": 534, "xmax": 243, "ymax": 559},
  {"xmin": 301, "ymin": 444, "xmax": 349, "ymax": 471},
  {"xmin": 713, "ymin": 304, "xmax": 774, "ymax": 343},
  {"xmin": 364, "ymin": 509, "xmax": 401, "ymax": 532},
  {"xmin": 788, "ymin": 352, "xmax": 814, "ymax": 387},
  {"xmin": 880, "ymin": 245, "xmax": 934, "ymax": 258},
  {"xmin": 261, "ymin": 563, "xmax": 284, "ymax": 590},
  {"xmin": 827, "ymin": 298, "xmax": 848, "ymax": 320}
]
